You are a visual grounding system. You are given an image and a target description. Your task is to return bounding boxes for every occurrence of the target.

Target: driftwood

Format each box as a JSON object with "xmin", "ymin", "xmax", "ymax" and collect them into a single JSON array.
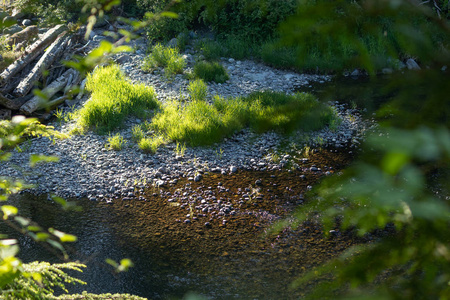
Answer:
[
  {"xmin": 13, "ymin": 33, "xmax": 70, "ymax": 97},
  {"xmin": 20, "ymin": 68, "xmax": 79, "ymax": 115},
  {"xmin": 5, "ymin": 25, "xmax": 39, "ymax": 48},
  {"xmin": 0, "ymin": 24, "xmax": 67, "ymax": 85},
  {"xmin": 0, "ymin": 93, "xmax": 33, "ymax": 110},
  {"xmin": 0, "ymin": 109, "xmax": 12, "ymax": 120}
]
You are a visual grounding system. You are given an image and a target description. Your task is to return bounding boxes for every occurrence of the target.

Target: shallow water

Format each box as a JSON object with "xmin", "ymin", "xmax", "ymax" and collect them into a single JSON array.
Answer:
[{"xmin": 4, "ymin": 147, "xmax": 359, "ymax": 299}]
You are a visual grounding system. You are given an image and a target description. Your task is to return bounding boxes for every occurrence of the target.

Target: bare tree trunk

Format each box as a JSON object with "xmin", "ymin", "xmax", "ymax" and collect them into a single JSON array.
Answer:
[{"xmin": 0, "ymin": 24, "xmax": 67, "ymax": 85}]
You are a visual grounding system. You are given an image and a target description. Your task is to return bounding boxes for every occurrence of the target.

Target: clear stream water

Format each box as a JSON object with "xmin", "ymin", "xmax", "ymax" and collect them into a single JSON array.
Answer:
[{"xmin": 2, "ymin": 76, "xmax": 393, "ymax": 299}]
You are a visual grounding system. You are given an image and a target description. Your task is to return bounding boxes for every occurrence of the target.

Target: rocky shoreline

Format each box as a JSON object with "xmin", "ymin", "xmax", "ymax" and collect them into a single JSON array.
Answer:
[{"xmin": 1, "ymin": 29, "xmax": 372, "ymax": 203}]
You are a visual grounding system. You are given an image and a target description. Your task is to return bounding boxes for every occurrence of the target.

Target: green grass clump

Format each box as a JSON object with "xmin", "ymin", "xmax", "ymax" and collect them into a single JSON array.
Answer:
[
  {"xmin": 138, "ymin": 136, "xmax": 166, "ymax": 153},
  {"xmin": 106, "ymin": 133, "xmax": 127, "ymax": 150},
  {"xmin": 193, "ymin": 61, "xmax": 229, "ymax": 83},
  {"xmin": 165, "ymin": 55, "xmax": 186, "ymax": 78},
  {"xmin": 238, "ymin": 91, "xmax": 340, "ymax": 133},
  {"xmin": 151, "ymin": 99, "xmax": 235, "ymax": 146},
  {"xmin": 72, "ymin": 65, "xmax": 159, "ymax": 134},
  {"xmin": 187, "ymin": 79, "xmax": 208, "ymax": 101},
  {"xmin": 141, "ymin": 44, "xmax": 186, "ymax": 77},
  {"xmin": 150, "ymin": 91, "xmax": 340, "ymax": 148},
  {"xmin": 131, "ymin": 124, "xmax": 145, "ymax": 142},
  {"xmin": 196, "ymin": 39, "xmax": 224, "ymax": 61},
  {"xmin": 260, "ymin": 42, "xmax": 300, "ymax": 70}
]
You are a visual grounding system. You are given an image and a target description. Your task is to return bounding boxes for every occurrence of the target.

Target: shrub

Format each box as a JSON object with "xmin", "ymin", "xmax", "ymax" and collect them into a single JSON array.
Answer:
[
  {"xmin": 187, "ymin": 79, "xmax": 208, "ymax": 101},
  {"xmin": 201, "ymin": 0, "xmax": 298, "ymax": 43},
  {"xmin": 141, "ymin": 0, "xmax": 201, "ymax": 42},
  {"xmin": 193, "ymin": 61, "xmax": 229, "ymax": 83},
  {"xmin": 72, "ymin": 65, "xmax": 159, "ymax": 134}
]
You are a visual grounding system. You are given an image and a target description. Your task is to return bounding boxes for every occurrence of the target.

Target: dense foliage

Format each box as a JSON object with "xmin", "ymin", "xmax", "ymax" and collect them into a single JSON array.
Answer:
[{"xmin": 270, "ymin": 0, "xmax": 450, "ymax": 298}]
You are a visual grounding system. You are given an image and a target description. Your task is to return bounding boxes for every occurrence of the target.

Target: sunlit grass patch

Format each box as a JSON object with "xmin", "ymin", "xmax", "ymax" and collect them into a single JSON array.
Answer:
[
  {"xmin": 151, "ymin": 99, "xmax": 231, "ymax": 146},
  {"xmin": 71, "ymin": 65, "xmax": 159, "ymax": 134},
  {"xmin": 141, "ymin": 43, "xmax": 185, "ymax": 78},
  {"xmin": 106, "ymin": 133, "xmax": 127, "ymax": 151},
  {"xmin": 138, "ymin": 135, "xmax": 166, "ymax": 153},
  {"xmin": 187, "ymin": 79, "xmax": 208, "ymax": 101},
  {"xmin": 150, "ymin": 91, "xmax": 340, "ymax": 148}
]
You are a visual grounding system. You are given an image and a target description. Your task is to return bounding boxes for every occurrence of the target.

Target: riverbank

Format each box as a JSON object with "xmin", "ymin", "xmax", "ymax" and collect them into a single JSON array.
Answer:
[{"xmin": 0, "ymin": 28, "xmax": 373, "ymax": 201}]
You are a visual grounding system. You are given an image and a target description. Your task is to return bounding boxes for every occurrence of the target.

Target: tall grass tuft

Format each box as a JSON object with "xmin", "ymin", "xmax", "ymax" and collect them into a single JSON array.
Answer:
[
  {"xmin": 193, "ymin": 61, "xmax": 229, "ymax": 83},
  {"xmin": 106, "ymin": 133, "xmax": 127, "ymax": 150},
  {"xmin": 72, "ymin": 65, "xmax": 159, "ymax": 134},
  {"xmin": 142, "ymin": 43, "xmax": 185, "ymax": 78},
  {"xmin": 187, "ymin": 79, "xmax": 208, "ymax": 101}
]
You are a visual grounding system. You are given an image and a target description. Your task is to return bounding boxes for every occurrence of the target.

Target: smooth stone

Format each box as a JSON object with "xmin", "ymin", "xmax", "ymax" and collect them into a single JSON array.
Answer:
[
  {"xmin": 22, "ymin": 19, "xmax": 32, "ymax": 26},
  {"xmin": 406, "ymin": 58, "xmax": 421, "ymax": 70}
]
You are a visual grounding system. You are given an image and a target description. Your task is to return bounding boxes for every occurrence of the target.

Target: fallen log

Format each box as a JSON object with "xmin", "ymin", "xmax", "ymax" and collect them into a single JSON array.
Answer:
[
  {"xmin": 20, "ymin": 68, "xmax": 78, "ymax": 115},
  {"xmin": 0, "ymin": 24, "xmax": 67, "ymax": 85},
  {"xmin": 5, "ymin": 25, "xmax": 39, "ymax": 48},
  {"xmin": 0, "ymin": 93, "xmax": 33, "ymax": 110},
  {"xmin": 0, "ymin": 109, "xmax": 12, "ymax": 120},
  {"xmin": 13, "ymin": 33, "xmax": 70, "ymax": 97}
]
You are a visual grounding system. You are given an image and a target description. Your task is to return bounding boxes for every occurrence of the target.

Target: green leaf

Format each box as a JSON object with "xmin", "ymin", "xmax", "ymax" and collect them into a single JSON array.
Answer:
[
  {"xmin": 160, "ymin": 11, "xmax": 178, "ymax": 19},
  {"xmin": 14, "ymin": 216, "xmax": 30, "ymax": 227},
  {"xmin": 49, "ymin": 228, "xmax": 77, "ymax": 242},
  {"xmin": 381, "ymin": 152, "xmax": 410, "ymax": 175},
  {"xmin": 1, "ymin": 205, "xmax": 18, "ymax": 220},
  {"xmin": 36, "ymin": 233, "xmax": 50, "ymax": 241},
  {"xmin": 118, "ymin": 258, "xmax": 134, "ymax": 272},
  {"xmin": 105, "ymin": 258, "xmax": 118, "ymax": 268},
  {"xmin": 26, "ymin": 226, "xmax": 42, "ymax": 232},
  {"xmin": 46, "ymin": 239, "xmax": 65, "ymax": 253}
]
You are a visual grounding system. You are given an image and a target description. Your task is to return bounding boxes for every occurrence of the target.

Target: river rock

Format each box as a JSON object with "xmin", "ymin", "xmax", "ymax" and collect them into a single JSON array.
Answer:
[
  {"xmin": 22, "ymin": 19, "xmax": 32, "ymax": 26},
  {"xmin": 406, "ymin": 59, "xmax": 421, "ymax": 70}
]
